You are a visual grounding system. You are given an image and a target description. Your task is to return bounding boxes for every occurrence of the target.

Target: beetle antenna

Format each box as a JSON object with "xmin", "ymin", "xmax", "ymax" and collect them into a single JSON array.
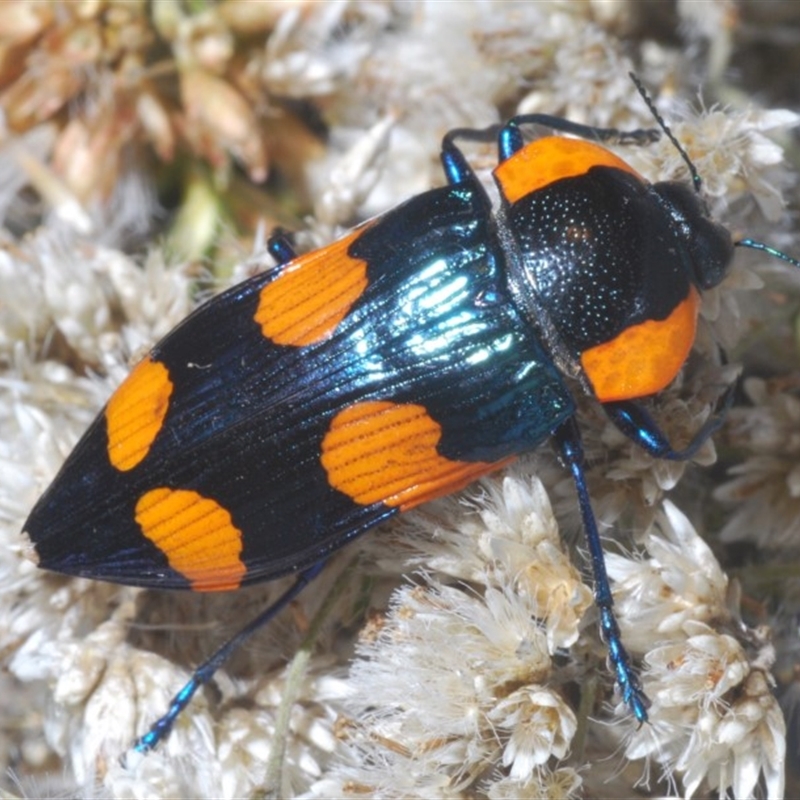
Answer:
[
  {"xmin": 736, "ymin": 237, "xmax": 800, "ymax": 268},
  {"xmin": 629, "ymin": 72, "xmax": 703, "ymax": 195},
  {"xmin": 630, "ymin": 75, "xmax": 800, "ymax": 271}
]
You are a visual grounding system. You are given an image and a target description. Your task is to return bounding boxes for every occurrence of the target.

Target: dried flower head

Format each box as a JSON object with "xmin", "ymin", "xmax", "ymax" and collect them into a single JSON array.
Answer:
[
  {"xmin": 0, "ymin": 1, "xmax": 381, "ymax": 247},
  {"xmin": 715, "ymin": 376, "xmax": 800, "ymax": 553},
  {"xmin": 612, "ymin": 503, "xmax": 786, "ymax": 799}
]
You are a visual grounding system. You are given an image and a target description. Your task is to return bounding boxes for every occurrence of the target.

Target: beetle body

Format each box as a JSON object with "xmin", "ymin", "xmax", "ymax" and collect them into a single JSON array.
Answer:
[
  {"xmin": 23, "ymin": 111, "xmax": 737, "ymax": 749},
  {"xmin": 26, "ymin": 177, "xmax": 579, "ymax": 590}
]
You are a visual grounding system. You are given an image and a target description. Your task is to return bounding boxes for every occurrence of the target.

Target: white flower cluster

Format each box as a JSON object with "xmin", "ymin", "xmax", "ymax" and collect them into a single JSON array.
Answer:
[
  {"xmin": 715, "ymin": 377, "xmax": 800, "ymax": 552},
  {"xmin": 610, "ymin": 503, "xmax": 785, "ymax": 799},
  {"xmin": 317, "ymin": 474, "xmax": 588, "ymax": 798},
  {"xmin": 313, "ymin": 480, "xmax": 786, "ymax": 799}
]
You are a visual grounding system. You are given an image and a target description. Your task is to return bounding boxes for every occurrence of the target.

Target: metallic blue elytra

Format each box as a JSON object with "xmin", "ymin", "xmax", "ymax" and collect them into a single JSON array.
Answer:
[{"xmin": 27, "ymin": 176, "xmax": 575, "ymax": 589}]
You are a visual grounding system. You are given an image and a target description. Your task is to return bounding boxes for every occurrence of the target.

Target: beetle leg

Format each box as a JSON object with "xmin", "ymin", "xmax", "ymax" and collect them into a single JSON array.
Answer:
[
  {"xmin": 554, "ymin": 417, "xmax": 650, "ymax": 723},
  {"xmin": 129, "ymin": 561, "xmax": 326, "ymax": 757},
  {"xmin": 439, "ymin": 136, "xmax": 482, "ymax": 186},
  {"xmin": 496, "ymin": 115, "xmax": 660, "ymax": 161},
  {"xmin": 602, "ymin": 382, "xmax": 735, "ymax": 461},
  {"xmin": 443, "ymin": 116, "xmax": 659, "ymax": 166},
  {"xmin": 267, "ymin": 229, "xmax": 298, "ymax": 266}
]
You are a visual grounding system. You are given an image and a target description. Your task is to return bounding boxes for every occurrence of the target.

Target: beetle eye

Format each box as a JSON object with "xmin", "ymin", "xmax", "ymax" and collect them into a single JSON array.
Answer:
[{"xmin": 654, "ymin": 181, "xmax": 734, "ymax": 289}]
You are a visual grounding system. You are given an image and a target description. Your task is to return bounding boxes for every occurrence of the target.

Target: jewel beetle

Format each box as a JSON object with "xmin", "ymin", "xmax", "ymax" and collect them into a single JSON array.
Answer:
[{"xmin": 22, "ymin": 77, "xmax": 800, "ymax": 755}]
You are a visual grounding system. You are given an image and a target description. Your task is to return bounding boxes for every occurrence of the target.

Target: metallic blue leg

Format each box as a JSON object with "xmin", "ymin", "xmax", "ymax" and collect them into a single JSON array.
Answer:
[
  {"xmin": 131, "ymin": 561, "xmax": 326, "ymax": 755},
  {"xmin": 496, "ymin": 115, "xmax": 660, "ymax": 161},
  {"xmin": 603, "ymin": 383, "xmax": 734, "ymax": 460},
  {"xmin": 442, "ymin": 117, "xmax": 659, "ymax": 166},
  {"xmin": 440, "ymin": 142, "xmax": 477, "ymax": 185},
  {"xmin": 267, "ymin": 230, "xmax": 297, "ymax": 266},
  {"xmin": 554, "ymin": 417, "xmax": 650, "ymax": 723}
]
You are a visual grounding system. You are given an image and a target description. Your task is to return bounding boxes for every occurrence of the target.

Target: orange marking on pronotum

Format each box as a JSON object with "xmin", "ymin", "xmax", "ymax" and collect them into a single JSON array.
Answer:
[
  {"xmin": 135, "ymin": 488, "xmax": 246, "ymax": 591},
  {"xmin": 494, "ymin": 136, "xmax": 642, "ymax": 205},
  {"xmin": 580, "ymin": 288, "xmax": 701, "ymax": 402},
  {"xmin": 321, "ymin": 401, "xmax": 510, "ymax": 511},
  {"xmin": 105, "ymin": 357, "xmax": 173, "ymax": 472},
  {"xmin": 254, "ymin": 227, "xmax": 370, "ymax": 347}
]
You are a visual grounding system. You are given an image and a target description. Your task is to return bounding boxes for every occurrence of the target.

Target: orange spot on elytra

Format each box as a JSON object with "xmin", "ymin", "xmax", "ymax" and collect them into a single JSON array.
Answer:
[
  {"xmin": 135, "ymin": 488, "xmax": 246, "ymax": 591},
  {"xmin": 106, "ymin": 357, "xmax": 173, "ymax": 472},
  {"xmin": 580, "ymin": 288, "xmax": 701, "ymax": 402},
  {"xmin": 255, "ymin": 228, "xmax": 369, "ymax": 346},
  {"xmin": 321, "ymin": 401, "xmax": 510, "ymax": 511},
  {"xmin": 494, "ymin": 137, "xmax": 642, "ymax": 205}
]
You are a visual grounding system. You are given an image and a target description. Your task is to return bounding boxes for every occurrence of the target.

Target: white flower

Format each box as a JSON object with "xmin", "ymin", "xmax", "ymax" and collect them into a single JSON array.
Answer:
[
  {"xmin": 337, "ymin": 580, "xmax": 562, "ymax": 793},
  {"xmin": 715, "ymin": 377, "xmax": 800, "ymax": 551},
  {"xmin": 605, "ymin": 501, "xmax": 784, "ymax": 797},
  {"xmin": 606, "ymin": 501, "xmax": 730, "ymax": 653},
  {"xmin": 489, "ymin": 687, "xmax": 577, "ymax": 777},
  {"xmin": 626, "ymin": 625, "xmax": 785, "ymax": 799},
  {"xmin": 375, "ymin": 472, "xmax": 594, "ymax": 654},
  {"xmin": 485, "ymin": 766, "xmax": 582, "ymax": 799}
]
